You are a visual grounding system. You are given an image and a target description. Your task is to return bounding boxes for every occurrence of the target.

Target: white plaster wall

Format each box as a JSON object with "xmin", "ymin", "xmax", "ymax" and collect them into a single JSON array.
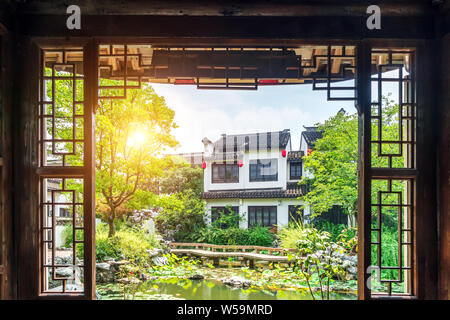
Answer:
[
  {"xmin": 204, "ymin": 148, "xmax": 291, "ymax": 192},
  {"xmin": 299, "ymin": 135, "xmax": 314, "ymax": 179}
]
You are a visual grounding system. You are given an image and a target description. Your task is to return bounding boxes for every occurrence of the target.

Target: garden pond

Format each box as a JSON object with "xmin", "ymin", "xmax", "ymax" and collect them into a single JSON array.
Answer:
[{"xmin": 97, "ymin": 267, "xmax": 357, "ymax": 300}]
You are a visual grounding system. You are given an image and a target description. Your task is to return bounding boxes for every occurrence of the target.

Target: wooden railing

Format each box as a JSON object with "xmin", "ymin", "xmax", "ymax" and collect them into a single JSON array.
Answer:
[{"xmin": 169, "ymin": 243, "xmax": 297, "ymax": 256}]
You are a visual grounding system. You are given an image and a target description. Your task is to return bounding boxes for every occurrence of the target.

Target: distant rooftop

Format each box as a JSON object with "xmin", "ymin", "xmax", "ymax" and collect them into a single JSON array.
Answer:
[
  {"xmin": 212, "ymin": 129, "xmax": 291, "ymax": 154},
  {"xmin": 169, "ymin": 152, "xmax": 205, "ymax": 167},
  {"xmin": 301, "ymin": 126, "xmax": 323, "ymax": 148}
]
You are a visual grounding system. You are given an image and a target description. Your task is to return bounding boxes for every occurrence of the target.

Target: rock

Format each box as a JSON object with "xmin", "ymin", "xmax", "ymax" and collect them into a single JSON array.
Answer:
[
  {"xmin": 96, "ymin": 262, "xmax": 111, "ymax": 271},
  {"xmin": 348, "ymin": 267, "xmax": 357, "ymax": 275},
  {"xmin": 147, "ymin": 248, "xmax": 163, "ymax": 258},
  {"xmin": 220, "ymin": 276, "xmax": 253, "ymax": 288},
  {"xmin": 55, "ymin": 267, "xmax": 74, "ymax": 278},
  {"xmin": 189, "ymin": 274, "xmax": 204, "ymax": 280},
  {"xmin": 152, "ymin": 256, "xmax": 168, "ymax": 266},
  {"xmin": 96, "ymin": 261, "xmax": 116, "ymax": 283},
  {"xmin": 109, "ymin": 260, "xmax": 128, "ymax": 266}
]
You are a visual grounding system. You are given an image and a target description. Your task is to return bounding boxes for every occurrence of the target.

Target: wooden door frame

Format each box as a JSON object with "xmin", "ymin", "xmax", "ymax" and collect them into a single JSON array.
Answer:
[{"xmin": 3, "ymin": 33, "xmax": 442, "ymax": 299}]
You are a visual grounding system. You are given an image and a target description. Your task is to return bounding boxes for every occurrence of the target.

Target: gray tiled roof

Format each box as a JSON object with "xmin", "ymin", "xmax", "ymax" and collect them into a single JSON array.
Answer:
[
  {"xmin": 301, "ymin": 127, "xmax": 323, "ymax": 148},
  {"xmin": 202, "ymin": 184, "xmax": 304, "ymax": 200},
  {"xmin": 170, "ymin": 152, "xmax": 205, "ymax": 166},
  {"xmin": 213, "ymin": 129, "xmax": 291, "ymax": 153}
]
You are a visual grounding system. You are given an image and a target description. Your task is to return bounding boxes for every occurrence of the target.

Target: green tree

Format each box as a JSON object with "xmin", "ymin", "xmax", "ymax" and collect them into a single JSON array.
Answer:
[
  {"xmin": 159, "ymin": 164, "xmax": 204, "ymax": 198},
  {"xmin": 96, "ymin": 84, "xmax": 178, "ymax": 237},
  {"xmin": 154, "ymin": 190, "xmax": 206, "ymax": 241},
  {"xmin": 300, "ymin": 96, "xmax": 404, "ymax": 225}
]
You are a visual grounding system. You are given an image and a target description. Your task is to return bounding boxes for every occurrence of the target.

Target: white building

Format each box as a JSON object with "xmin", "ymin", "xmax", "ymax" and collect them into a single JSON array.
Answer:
[{"xmin": 201, "ymin": 129, "xmax": 308, "ymax": 231}]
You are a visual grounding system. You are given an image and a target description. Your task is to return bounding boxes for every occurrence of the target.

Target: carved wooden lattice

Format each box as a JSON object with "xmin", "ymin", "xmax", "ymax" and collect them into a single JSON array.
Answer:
[
  {"xmin": 98, "ymin": 44, "xmax": 356, "ymax": 101},
  {"xmin": 368, "ymin": 49, "xmax": 416, "ymax": 296},
  {"xmin": 41, "ymin": 178, "xmax": 84, "ymax": 293},
  {"xmin": 39, "ymin": 49, "xmax": 85, "ymax": 167},
  {"xmin": 38, "ymin": 48, "xmax": 88, "ymax": 295}
]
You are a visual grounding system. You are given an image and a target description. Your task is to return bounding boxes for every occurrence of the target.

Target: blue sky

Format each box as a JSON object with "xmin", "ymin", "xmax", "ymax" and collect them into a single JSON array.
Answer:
[{"xmin": 152, "ymin": 83, "xmax": 356, "ymax": 153}]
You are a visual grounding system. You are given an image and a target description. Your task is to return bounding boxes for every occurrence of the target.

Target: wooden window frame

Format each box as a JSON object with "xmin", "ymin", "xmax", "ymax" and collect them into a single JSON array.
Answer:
[
  {"xmin": 32, "ymin": 39, "xmax": 97, "ymax": 300},
  {"xmin": 248, "ymin": 206, "xmax": 277, "ymax": 228},
  {"xmin": 249, "ymin": 159, "xmax": 278, "ymax": 182},
  {"xmin": 211, "ymin": 163, "xmax": 239, "ymax": 183},
  {"xmin": 289, "ymin": 162, "xmax": 302, "ymax": 180}
]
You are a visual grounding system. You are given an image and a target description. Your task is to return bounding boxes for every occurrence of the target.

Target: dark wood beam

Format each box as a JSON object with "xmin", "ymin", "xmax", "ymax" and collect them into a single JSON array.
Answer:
[
  {"xmin": 16, "ymin": 14, "xmax": 436, "ymax": 40},
  {"xmin": 14, "ymin": 0, "xmax": 436, "ymax": 17}
]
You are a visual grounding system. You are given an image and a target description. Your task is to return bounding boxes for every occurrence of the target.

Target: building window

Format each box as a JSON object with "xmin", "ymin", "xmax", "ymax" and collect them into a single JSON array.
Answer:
[
  {"xmin": 211, "ymin": 206, "xmax": 239, "ymax": 229},
  {"xmin": 248, "ymin": 206, "xmax": 277, "ymax": 228},
  {"xmin": 288, "ymin": 205, "xmax": 303, "ymax": 225},
  {"xmin": 290, "ymin": 162, "xmax": 302, "ymax": 180},
  {"xmin": 249, "ymin": 159, "xmax": 278, "ymax": 182},
  {"xmin": 59, "ymin": 207, "xmax": 70, "ymax": 218},
  {"xmin": 212, "ymin": 163, "xmax": 239, "ymax": 183}
]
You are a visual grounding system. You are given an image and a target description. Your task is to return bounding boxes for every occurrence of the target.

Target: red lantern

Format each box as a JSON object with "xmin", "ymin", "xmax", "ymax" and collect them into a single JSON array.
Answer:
[
  {"xmin": 238, "ymin": 160, "xmax": 243, "ymax": 167},
  {"xmin": 281, "ymin": 150, "xmax": 287, "ymax": 157},
  {"xmin": 307, "ymin": 149, "xmax": 312, "ymax": 156},
  {"xmin": 202, "ymin": 162, "xmax": 206, "ymax": 169}
]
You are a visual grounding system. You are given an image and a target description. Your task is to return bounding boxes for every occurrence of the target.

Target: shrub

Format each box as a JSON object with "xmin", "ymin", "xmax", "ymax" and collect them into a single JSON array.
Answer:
[
  {"xmin": 154, "ymin": 190, "xmax": 206, "ymax": 241},
  {"xmin": 313, "ymin": 220, "xmax": 349, "ymax": 242},
  {"xmin": 191, "ymin": 226, "xmax": 275, "ymax": 247},
  {"xmin": 63, "ymin": 223, "xmax": 161, "ymax": 267},
  {"xmin": 278, "ymin": 224, "xmax": 305, "ymax": 249}
]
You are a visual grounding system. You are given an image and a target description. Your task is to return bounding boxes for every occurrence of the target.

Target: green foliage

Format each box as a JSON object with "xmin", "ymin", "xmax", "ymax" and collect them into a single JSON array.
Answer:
[
  {"xmin": 278, "ymin": 223, "xmax": 305, "ymax": 249},
  {"xmin": 210, "ymin": 206, "xmax": 242, "ymax": 229},
  {"xmin": 147, "ymin": 253, "xmax": 205, "ymax": 280},
  {"xmin": 314, "ymin": 220, "xmax": 356, "ymax": 243},
  {"xmin": 95, "ymin": 83, "xmax": 178, "ymax": 236},
  {"xmin": 300, "ymin": 110, "xmax": 358, "ymax": 218},
  {"xmin": 116, "ymin": 260, "xmax": 143, "ymax": 300},
  {"xmin": 50, "ymin": 74, "xmax": 179, "ymax": 237},
  {"xmin": 159, "ymin": 165, "xmax": 204, "ymax": 198},
  {"xmin": 154, "ymin": 190, "xmax": 206, "ymax": 241},
  {"xmin": 371, "ymin": 225, "xmax": 399, "ymax": 279},
  {"xmin": 191, "ymin": 226, "xmax": 275, "ymax": 247},
  {"xmin": 300, "ymin": 97, "xmax": 403, "ymax": 220},
  {"xmin": 79, "ymin": 223, "xmax": 161, "ymax": 267},
  {"xmin": 291, "ymin": 227, "xmax": 354, "ymax": 300}
]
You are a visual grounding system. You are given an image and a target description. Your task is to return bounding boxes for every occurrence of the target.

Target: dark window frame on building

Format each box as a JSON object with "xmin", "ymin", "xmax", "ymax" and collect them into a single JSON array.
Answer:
[
  {"xmin": 211, "ymin": 163, "xmax": 239, "ymax": 183},
  {"xmin": 290, "ymin": 161, "xmax": 302, "ymax": 180},
  {"xmin": 249, "ymin": 159, "xmax": 278, "ymax": 182},
  {"xmin": 288, "ymin": 205, "xmax": 303, "ymax": 225},
  {"xmin": 59, "ymin": 207, "xmax": 70, "ymax": 218},
  {"xmin": 248, "ymin": 206, "xmax": 277, "ymax": 228},
  {"xmin": 211, "ymin": 206, "xmax": 239, "ymax": 229}
]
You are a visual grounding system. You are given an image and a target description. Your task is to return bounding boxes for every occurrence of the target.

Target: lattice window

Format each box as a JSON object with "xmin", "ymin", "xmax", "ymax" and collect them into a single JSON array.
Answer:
[
  {"xmin": 41, "ymin": 178, "xmax": 84, "ymax": 293},
  {"xmin": 39, "ymin": 49, "xmax": 85, "ymax": 167},
  {"xmin": 38, "ymin": 47, "xmax": 93, "ymax": 296},
  {"xmin": 369, "ymin": 178, "xmax": 413, "ymax": 295},
  {"xmin": 370, "ymin": 49, "xmax": 416, "ymax": 169},
  {"xmin": 367, "ymin": 49, "xmax": 416, "ymax": 297}
]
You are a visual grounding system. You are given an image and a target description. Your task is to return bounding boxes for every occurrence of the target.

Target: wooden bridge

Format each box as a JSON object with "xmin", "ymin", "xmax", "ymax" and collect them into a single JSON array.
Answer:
[{"xmin": 169, "ymin": 243, "xmax": 297, "ymax": 268}]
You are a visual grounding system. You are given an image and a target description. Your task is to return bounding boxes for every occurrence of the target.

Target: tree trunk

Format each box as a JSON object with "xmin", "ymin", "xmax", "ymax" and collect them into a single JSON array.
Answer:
[{"xmin": 108, "ymin": 216, "xmax": 116, "ymax": 237}]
